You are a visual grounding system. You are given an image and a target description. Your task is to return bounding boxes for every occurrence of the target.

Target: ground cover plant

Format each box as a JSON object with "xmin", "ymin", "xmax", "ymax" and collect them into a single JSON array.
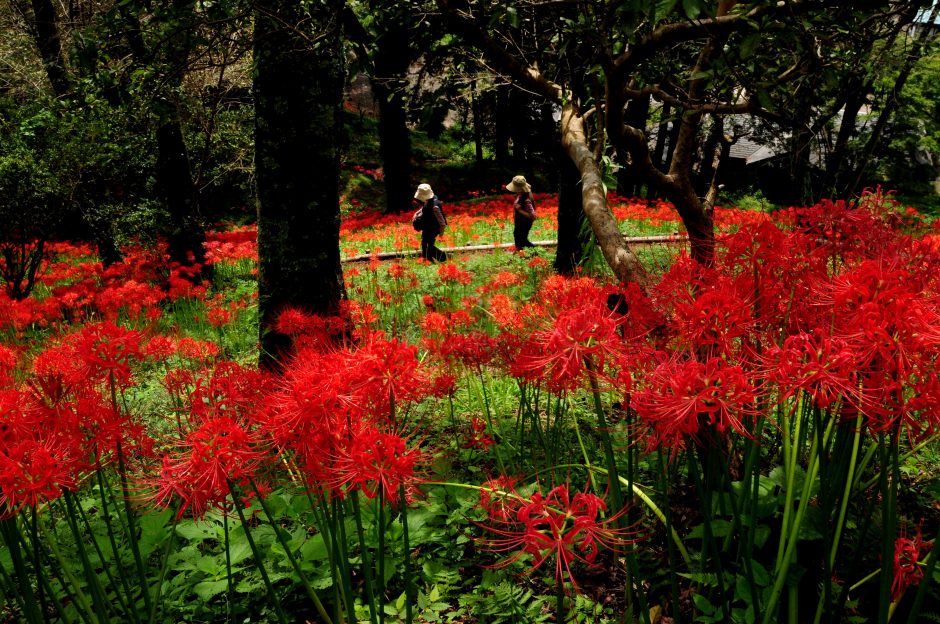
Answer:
[{"xmin": 0, "ymin": 188, "xmax": 938, "ymax": 624}]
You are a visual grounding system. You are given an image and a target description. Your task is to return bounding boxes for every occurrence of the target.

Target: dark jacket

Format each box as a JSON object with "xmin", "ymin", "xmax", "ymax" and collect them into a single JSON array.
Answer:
[{"xmin": 421, "ymin": 196, "xmax": 447, "ymax": 235}]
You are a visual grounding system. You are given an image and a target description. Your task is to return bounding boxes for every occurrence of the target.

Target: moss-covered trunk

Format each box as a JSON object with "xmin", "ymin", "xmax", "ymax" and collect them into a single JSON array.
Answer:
[{"xmin": 254, "ymin": 0, "xmax": 347, "ymax": 368}]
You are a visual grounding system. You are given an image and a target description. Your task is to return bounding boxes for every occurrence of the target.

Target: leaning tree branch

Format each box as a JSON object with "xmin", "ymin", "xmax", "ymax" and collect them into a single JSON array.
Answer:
[{"xmin": 561, "ymin": 105, "xmax": 652, "ymax": 289}]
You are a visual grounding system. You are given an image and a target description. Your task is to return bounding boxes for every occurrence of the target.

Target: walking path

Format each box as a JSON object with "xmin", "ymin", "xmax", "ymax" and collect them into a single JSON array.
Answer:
[{"xmin": 342, "ymin": 234, "xmax": 686, "ymax": 263}]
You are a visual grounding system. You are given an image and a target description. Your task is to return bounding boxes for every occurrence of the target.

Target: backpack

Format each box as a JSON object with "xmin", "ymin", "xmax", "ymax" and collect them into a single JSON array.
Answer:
[{"xmin": 411, "ymin": 208, "xmax": 424, "ymax": 231}]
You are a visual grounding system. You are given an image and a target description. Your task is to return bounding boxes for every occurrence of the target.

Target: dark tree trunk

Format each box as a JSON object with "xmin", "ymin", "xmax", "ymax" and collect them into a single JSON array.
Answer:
[
  {"xmin": 255, "ymin": 0, "xmax": 347, "ymax": 368},
  {"xmin": 826, "ymin": 88, "xmax": 866, "ymax": 200},
  {"xmin": 663, "ymin": 111, "xmax": 682, "ymax": 172},
  {"xmin": 29, "ymin": 0, "xmax": 70, "ymax": 97},
  {"xmin": 787, "ymin": 102, "xmax": 815, "ymax": 206},
  {"xmin": 697, "ymin": 115, "xmax": 723, "ymax": 195},
  {"xmin": 495, "ymin": 84, "xmax": 511, "ymax": 165},
  {"xmin": 471, "ymin": 79, "xmax": 484, "ymax": 166},
  {"xmin": 509, "ymin": 88, "xmax": 530, "ymax": 169},
  {"xmin": 373, "ymin": 24, "xmax": 413, "ymax": 214},
  {"xmin": 616, "ymin": 95, "xmax": 650, "ymax": 197},
  {"xmin": 554, "ymin": 143, "xmax": 589, "ymax": 275},
  {"xmin": 156, "ymin": 109, "xmax": 206, "ymax": 266},
  {"xmin": 646, "ymin": 102, "xmax": 671, "ymax": 199}
]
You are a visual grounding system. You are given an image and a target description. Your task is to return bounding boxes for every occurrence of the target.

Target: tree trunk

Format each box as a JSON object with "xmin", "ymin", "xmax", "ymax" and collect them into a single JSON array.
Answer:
[
  {"xmin": 156, "ymin": 108, "xmax": 206, "ymax": 266},
  {"xmin": 28, "ymin": 0, "xmax": 70, "ymax": 97},
  {"xmin": 471, "ymin": 79, "xmax": 484, "ymax": 167},
  {"xmin": 616, "ymin": 95, "xmax": 650, "ymax": 197},
  {"xmin": 373, "ymin": 24, "xmax": 413, "ymax": 214},
  {"xmin": 554, "ymin": 143, "xmax": 589, "ymax": 275},
  {"xmin": 561, "ymin": 105, "xmax": 650, "ymax": 289},
  {"xmin": 255, "ymin": 0, "xmax": 347, "ymax": 368},
  {"xmin": 495, "ymin": 84, "xmax": 511, "ymax": 165}
]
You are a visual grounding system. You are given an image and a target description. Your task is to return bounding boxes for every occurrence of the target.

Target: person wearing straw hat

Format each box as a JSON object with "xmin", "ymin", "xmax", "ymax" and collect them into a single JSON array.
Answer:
[
  {"xmin": 506, "ymin": 175, "xmax": 536, "ymax": 249},
  {"xmin": 413, "ymin": 183, "xmax": 448, "ymax": 262}
]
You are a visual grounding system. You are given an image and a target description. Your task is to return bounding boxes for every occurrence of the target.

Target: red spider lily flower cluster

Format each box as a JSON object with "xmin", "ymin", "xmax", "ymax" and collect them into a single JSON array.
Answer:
[
  {"xmin": 260, "ymin": 331, "xmax": 430, "ymax": 503},
  {"xmin": 475, "ymin": 481, "xmax": 637, "ymax": 590},
  {"xmin": 0, "ymin": 323, "xmax": 157, "ymax": 516},
  {"xmin": 633, "ymin": 356, "xmax": 757, "ymax": 452},
  {"xmin": 511, "ymin": 292, "xmax": 625, "ymax": 393},
  {"xmin": 150, "ymin": 362, "xmax": 276, "ymax": 517},
  {"xmin": 891, "ymin": 526, "xmax": 931, "ymax": 601}
]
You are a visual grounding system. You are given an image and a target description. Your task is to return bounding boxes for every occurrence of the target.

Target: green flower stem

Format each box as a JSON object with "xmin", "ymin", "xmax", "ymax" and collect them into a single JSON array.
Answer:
[
  {"xmin": 878, "ymin": 433, "xmax": 900, "ymax": 624},
  {"xmin": 378, "ymin": 489, "xmax": 387, "ymax": 624},
  {"xmin": 332, "ymin": 499, "xmax": 355, "ymax": 624},
  {"xmin": 688, "ymin": 448, "xmax": 731, "ymax": 623},
  {"xmin": 657, "ymin": 452, "xmax": 682, "ymax": 624},
  {"xmin": 94, "ymin": 465, "xmax": 138, "ymax": 623},
  {"xmin": 115, "ymin": 440, "xmax": 152, "ymax": 617},
  {"xmin": 572, "ymin": 417, "xmax": 600, "ymax": 496},
  {"xmin": 68, "ymin": 490, "xmax": 136, "ymax": 621},
  {"xmin": 224, "ymin": 512, "xmax": 234, "ymax": 624},
  {"xmin": 586, "ymin": 360, "xmax": 649, "ymax": 624},
  {"xmin": 476, "ymin": 368, "xmax": 506, "ymax": 474},
  {"xmin": 35, "ymin": 508, "xmax": 99, "ymax": 624},
  {"xmin": 905, "ymin": 546, "xmax": 937, "ymax": 624},
  {"xmin": 61, "ymin": 491, "xmax": 114, "ymax": 621},
  {"xmin": 249, "ymin": 480, "xmax": 333, "ymax": 624},
  {"xmin": 146, "ymin": 508, "xmax": 179, "ymax": 624},
  {"xmin": 228, "ymin": 487, "xmax": 289, "ymax": 624},
  {"xmin": 813, "ymin": 411, "xmax": 864, "ymax": 624},
  {"xmin": 351, "ymin": 491, "xmax": 379, "ymax": 624},
  {"xmin": 0, "ymin": 516, "xmax": 43, "ymax": 624},
  {"xmin": 305, "ymin": 488, "xmax": 346, "ymax": 620},
  {"xmin": 775, "ymin": 400, "xmax": 802, "ymax": 573},
  {"xmin": 399, "ymin": 485, "xmax": 414, "ymax": 624},
  {"xmin": 762, "ymin": 412, "xmax": 830, "ymax": 624}
]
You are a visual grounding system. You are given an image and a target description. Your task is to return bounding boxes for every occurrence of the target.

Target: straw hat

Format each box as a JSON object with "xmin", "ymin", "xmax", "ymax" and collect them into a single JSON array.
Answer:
[
  {"xmin": 506, "ymin": 175, "xmax": 531, "ymax": 194},
  {"xmin": 414, "ymin": 183, "xmax": 434, "ymax": 201}
]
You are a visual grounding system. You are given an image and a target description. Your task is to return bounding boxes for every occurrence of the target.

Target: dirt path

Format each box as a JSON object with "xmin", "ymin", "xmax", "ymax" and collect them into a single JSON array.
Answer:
[{"xmin": 342, "ymin": 234, "xmax": 686, "ymax": 262}]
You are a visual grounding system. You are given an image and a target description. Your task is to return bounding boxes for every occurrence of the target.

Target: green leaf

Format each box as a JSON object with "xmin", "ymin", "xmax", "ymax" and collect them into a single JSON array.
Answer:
[
  {"xmin": 175, "ymin": 521, "xmax": 216, "ymax": 542},
  {"xmin": 193, "ymin": 579, "xmax": 229, "ymax": 600},
  {"xmin": 137, "ymin": 508, "xmax": 173, "ymax": 559},
  {"xmin": 693, "ymin": 592, "xmax": 716, "ymax": 615},
  {"xmin": 682, "ymin": 0, "xmax": 701, "ymax": 19},
  {"xmin": 300, "ymin": 533, "xmax": 330, "ymax": 561},
  {"xmin": 750, "ymin": 560, "xmax": 771, "ymax": 586}
]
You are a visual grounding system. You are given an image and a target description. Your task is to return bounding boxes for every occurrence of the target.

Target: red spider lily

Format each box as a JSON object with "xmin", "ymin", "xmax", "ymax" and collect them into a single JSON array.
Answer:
[
  {"xmin": 892, "ymin": 526, "xmax": 931, "ymax": 601},
  {"xmin": 144, "ymin": 335, "xmax": 178, "ymax": 360},
  {"xmin": 462, "ymin": 416, "xmax": 495, "ymax": 450},
  {"xmin": 344, "ymin": 334, "xmax": 430, "ymax": 419},
  {"xmin": 672, "ymin": 280, "xmax": 755, "ymax": 357},
  {"xmin": 479, "ymin": 475, "xmax": 522, "ymax": 522},
  {"xmin": 537, "ymin": 275, "xmax": 606, "ymax": 314},
  {"xmin": 438, "ymin": 263, "xmax": 473, "ymax": 286},
  {"xmin": 72, "ymin": 321, "xmax": 144, "ymax": 387},
  {"xmin": 763, "ymin": 331, "xmax": 859, "ymax": 409},
  {"xmin": 633, "ymin": 356, "xmax": 757, "ymax": 452},
  {"xmin": 476, "ymin": 482, "xmax": 637, "ymax": 591},
  {"xmin": 262, "ymin": 348, "xmax": 353, "ymax": 463},
  {"xmin": 478, "ymin": 271, "xmax": 525, "ymax": 295},
  {"xmin": 0, "ymin": 345, "xmax": 17, "ymax": 388},
  {"xmin": 512, "ymin": 300, "xmax": 625, "ymax": 394},
  {"xmin": 328, "ymin": 427, "xmax": 422, "ymax": 503},
  {"xmin": 152, "ymin": 415, "xmax": 268, "ymax": 519},
  {"xmin": 0, "ymin": 436, "xmax": 79, "ymax": 517},
  {"xmin": 176, "ymin": 337, "xmax": 221, "ymax": 362},
  {"xmin": 185, "ymin": 362, "xmax": 274, "ymax": 427}
]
